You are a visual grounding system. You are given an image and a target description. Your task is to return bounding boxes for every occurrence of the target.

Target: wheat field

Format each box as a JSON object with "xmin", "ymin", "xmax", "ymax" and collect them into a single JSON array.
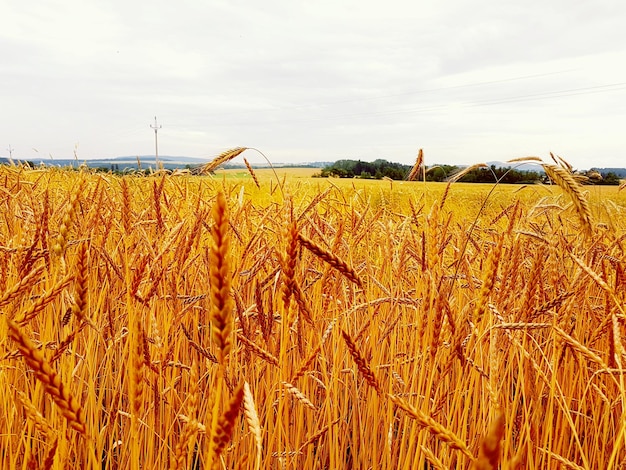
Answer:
[{"xmin": 1, "ymin": 159, "xmax": 626, "ymax": 469}]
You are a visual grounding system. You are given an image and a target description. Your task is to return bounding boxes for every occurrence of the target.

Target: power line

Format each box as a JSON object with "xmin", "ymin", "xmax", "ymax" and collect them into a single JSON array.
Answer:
[
  {"xmin": 192, "ymin": 69, "xmax": 579, "ymax": 120},
  {"xmin": 236, "ymin": 80, "xmax": 626, "ymax": 124}
]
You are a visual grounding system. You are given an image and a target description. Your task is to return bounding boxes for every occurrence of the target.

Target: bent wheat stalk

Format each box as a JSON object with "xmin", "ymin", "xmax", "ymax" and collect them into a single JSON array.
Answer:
[
  {"xmin": 7, "ymin": 320, "xmax": 87, "ymax": 436},
  {"xmin": 199, "ymin": 147, "xmax": 247, "ymax": 174},
  {"xmin": 542, "ymin": 164, "xmax": 593, "ymax": 238},
  {"xmin": 298, "ymin": 234, "xmax": 363, "ymax": 288}
]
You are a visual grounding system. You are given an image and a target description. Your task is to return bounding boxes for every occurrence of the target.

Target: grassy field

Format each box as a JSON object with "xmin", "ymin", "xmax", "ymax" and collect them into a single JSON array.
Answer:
[{"xmin": 1, "ymin": 163, "xmax": 625, "ymax": 469}]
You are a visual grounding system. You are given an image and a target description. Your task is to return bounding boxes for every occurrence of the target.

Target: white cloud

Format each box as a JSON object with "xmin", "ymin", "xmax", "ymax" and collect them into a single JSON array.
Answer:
[{"xmin": 1, "ymin": 0, "xmax": 625, "ymax": 167}]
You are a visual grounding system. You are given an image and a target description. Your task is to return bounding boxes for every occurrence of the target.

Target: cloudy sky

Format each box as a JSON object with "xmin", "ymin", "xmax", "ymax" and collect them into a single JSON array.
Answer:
[{"xmin": 2, "ymin": 0, "xmax": 625, "ymax": 168}]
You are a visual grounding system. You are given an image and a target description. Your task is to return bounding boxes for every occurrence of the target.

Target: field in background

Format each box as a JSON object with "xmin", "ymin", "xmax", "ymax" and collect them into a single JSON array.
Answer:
[{"xmin": 1, "ymin": 165, "xmax": 625, "ymax": 469}]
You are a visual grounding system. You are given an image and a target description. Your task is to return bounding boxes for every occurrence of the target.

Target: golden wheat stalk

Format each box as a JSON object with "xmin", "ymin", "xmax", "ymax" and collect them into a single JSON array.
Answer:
[
  {"xmin": 446, "ymin": 163, "xmax": 488, "ymax": 183},
  {"xmin": 291, "ymin": 279, "xmax": 314, "ymax": 325},
  {"xmin": 299, "ymin": 418, "xmax": 341, "ymax": 452},
  {"xmin": 473, "ymin": 409, "xmax": 505, "ymax": 469},
  {"xmin": 537, "ymin": 448, "xmax": 585, "ymax": 470},
  {"xmin": 298, "ymin": 234, "xmax": 363, "ymax": 288},
  {"xmin": 52, "ymin": 178, "xmax": 86, "ymax": 273},
  {"xmin": 171, "ymin": 362, "xmax": 201, "ymax": 470},
  {"xmin": 341, "ymin": 329, "xmax": 382, "ymax": 395},
  {"xmin": 42, "ymin": 437, "xmax": 59, "ymax": 470},
  {"xmin": 389, "ymin": 393, "xmax": 475, "ymax": 462},
  {"xmin": 210, "ymin": 383, "xmax": 245, "ymax": 469},
  {"xmin": 243, "ymin": 382, "xmax": 263, "ymax": 470},
  {"xmin": 507, "ymin": 156, "xmax": 543, "ymax": 164},
  {"xmin": 0, "ymin": 264, "xmax": 44, "ymax": 307},
  {"xmin": 236, "ymin": 333, "xmax": 279, "ymax": 367},
  {"xmin": 281, "ymin": 207, "xmax": 298, "ymax": 323},
  {"xmin": 209, "ymin": 191, "xmax": 234, "ymax": 365},
  {"xmin": 244, "ymin": 158, "xmax": 261, "ymax": 189},
  {"xmin": 13, "ymin": 276, "xmax": 72, "ymax": 327},
  {"xmin": 172, "ymin": 421, "xmax": 200, "ymax": 470},
  {"xmin": 291, "ymin": 319, "xmax": 336, "ymax": 383},
  {"xmin": 120, "ymin": 177, "xmax": 132, "ymax": 233},
  {"xmin": 152, "ymin": 178, "xmax": 165, "ymax": 232},
  {"xmin": 407, "ymin": 149, "xmax": 424, "ymax": 181},
  {"xmin": 281, "ymin": 381, "xmax": 316, "ymax": 410},
  {"xmin": 200, "ymin": 147, "xmax": 248, "ymax": 174},
  {"xmin": 542, "ymin": 164, "xmax": 593, "ymax": 237},
  {"xmin": 129, "ymin": 314, "xmax": 145, "ymax": 420},
  {"xmin": 553, "ymin": 325, "xmax": 607, "ymax": 369},
  {"xmin": 473, "ymin": 236, "xmax": 503, "ymax": 324},
  {"xmin": 14, "ymin": 390, "xmax": 55, "ymax": 437},
  {"xmin": 7, "ymin": 320, "xmax": 87, "ymax": 435},
  {"xmin": 71, "ymin": 242, "xmax": 89, "ymax": 323},
  {"xmin": 420, "ymin": 445, "xmax": 447, "ymax": 470}
]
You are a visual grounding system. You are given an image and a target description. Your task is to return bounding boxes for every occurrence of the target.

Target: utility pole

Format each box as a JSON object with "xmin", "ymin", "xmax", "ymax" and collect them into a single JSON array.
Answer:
[
  {"xmin": 6, "ymin": 145, "xmax": 14, "ymax": 165},
  {"xmin": 150, "ymin": 116, "xmax": 162, "ymax": 169}
]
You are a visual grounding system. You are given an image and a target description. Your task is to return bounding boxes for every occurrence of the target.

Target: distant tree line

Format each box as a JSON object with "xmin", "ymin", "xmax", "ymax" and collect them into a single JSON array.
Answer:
[
  {"xmin": 315, "ymin": 160, "xmax": 544, "ymax": 183},
  {"xmin": 315, "ymin": 160, "xmax": 621, "ymax": 185},
  {"xmin": 315, "ymin": 159, "xmax": 411, "ymax": 180},
  {"xmin": 456, "ymin": 165, "xmax": 544, "ymax": 184}
]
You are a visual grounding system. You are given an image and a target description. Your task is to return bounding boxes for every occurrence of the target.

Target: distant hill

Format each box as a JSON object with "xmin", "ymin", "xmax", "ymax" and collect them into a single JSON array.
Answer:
[{"xmin": 0, "ymin": 155, "xmax": 329, "ymax": 171}]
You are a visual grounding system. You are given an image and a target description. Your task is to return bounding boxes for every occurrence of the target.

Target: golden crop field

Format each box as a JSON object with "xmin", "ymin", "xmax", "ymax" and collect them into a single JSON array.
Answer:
[{"xmin": 1, "ymin": 159, "xmax": 625, "ymax": 469}]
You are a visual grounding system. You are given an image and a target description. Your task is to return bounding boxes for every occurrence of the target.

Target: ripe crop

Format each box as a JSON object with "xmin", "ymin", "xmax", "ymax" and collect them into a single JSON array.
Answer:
[{"xmin": 1, "ymin": 161, "xmax": 625, "ymax": 469}]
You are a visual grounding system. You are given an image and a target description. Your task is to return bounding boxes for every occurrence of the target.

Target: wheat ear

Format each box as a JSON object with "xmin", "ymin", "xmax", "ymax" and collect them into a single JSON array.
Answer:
[
  {"xmin": 210, "ymin": 383, "xmax": 245, "ymax": 469},
  {"xmin": 13, "ymin": 276, "xmax": 72, "ymax": 327},
  {"xmin": 341, "ymin": 329, "xmax": 382, "ymax": 395},
  {"xmin": 236, "ymin": 333, "xmax": 279, "ymax": 367},
  {"xmin": 542, "ymin": 164, "xmax": 593, "ymax": 237},
  {"xmin": 120, "ymin": 177, "xmax": 132, "ymax": 233},
  {"xmin": 52, "ymin": 178, "xmax": 85, "ymax": 273},
  {"xmin": 389, "ymin": 393, "xmax": 475, "ymax": 462},
  {"xmin": 420, "ymin": 446, "xmax": 447, "ymax": 470},
  {"xmin": 71, "ymin": 242, "xmax": 89, "ymax": 323},
  {"xmin": 473, "ymin": 409, "xmax": 505, "ymax": 469},
  {"xmin": 407, "ymin": 149, "xmax": 424, "ymax": 181},
  {"xmin": 209, "ymin": 190, "xmax": 234, "ymax": 365},
  {"xmin": 14, "ymin": 390, "xmax": 55, "ymax": 437},
  {"xmin": 299, "ymin": 234, "xmax": 363, "ymax": 288},
  {"xmin": 42, "ymin": 437, "xmax": 59, "ymax": 470},
  {"xmin": 200, "ymin": 147, "xmax": 248, "ymax": 174},
  {"xmin": 243, "ymin": 382, "xmax": 263, "ymax": 470},
  {"xmin": 171, "ymin": 362, "xmax": 200, "ymax": 470},
  {"xmin": 8, "ymin": 320, "xmax": 87, "ymax": 435},
  {"xmin": 473, "ymin": 236, "xmax": 503, "ymax": 324},
  {"xmin": 0, "ymin": 264, "xmax": 44, "ymax": 307},
  {"xmin": 281, "ymin": 206, "xmax": 298, "ymax": 324},
  {"xmin": 281, "ymin": 381, "xmax": 316, "ymax": 410},
  {"xmin": 244, "ymin": 158, "xmax": 261, "ymax": 189}
]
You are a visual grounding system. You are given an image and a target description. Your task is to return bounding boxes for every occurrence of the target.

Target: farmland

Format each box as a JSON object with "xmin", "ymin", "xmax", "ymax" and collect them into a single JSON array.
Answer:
[{"xmin": 1, "ymin": 162, "xmax": 626, "ymax": 469}]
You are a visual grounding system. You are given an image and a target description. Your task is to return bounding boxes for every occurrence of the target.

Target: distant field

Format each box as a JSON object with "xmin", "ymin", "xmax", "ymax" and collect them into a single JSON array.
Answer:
[
  {"xmin": 1, "ymin": 164, "xmax": 626, "ymax": 469},
  {"xmin": 215, "ymin": 166, "xmax": 322, "ymax": 179}
]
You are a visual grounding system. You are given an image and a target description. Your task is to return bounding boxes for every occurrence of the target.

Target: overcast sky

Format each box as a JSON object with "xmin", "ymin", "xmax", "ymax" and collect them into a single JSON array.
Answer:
[{"xmin": 2, "ymin": 0, "xmax": 625, "ymax": 168}]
